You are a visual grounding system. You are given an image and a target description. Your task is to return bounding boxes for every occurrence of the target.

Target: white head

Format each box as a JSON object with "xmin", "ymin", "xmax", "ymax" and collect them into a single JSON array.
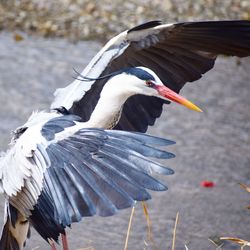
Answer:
[{"xmin": 101, "ymin": 66, "xmax": 202, "ymax": 112}]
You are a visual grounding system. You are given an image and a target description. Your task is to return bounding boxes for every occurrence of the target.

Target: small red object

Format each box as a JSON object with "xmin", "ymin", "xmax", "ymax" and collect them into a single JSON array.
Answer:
[{"xmin": 200, "ymin": 181, "xmax": 215, "ymax": 188}]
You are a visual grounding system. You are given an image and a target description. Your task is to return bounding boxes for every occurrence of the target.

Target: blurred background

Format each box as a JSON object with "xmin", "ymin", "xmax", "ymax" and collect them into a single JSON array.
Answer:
[
  {"xmin": 0, "ymin": 0, "xmax": 250, "ymax": 41},
  {"xmin": 0, "ymin": 0, "xmax": 250, "ymax": 249}
]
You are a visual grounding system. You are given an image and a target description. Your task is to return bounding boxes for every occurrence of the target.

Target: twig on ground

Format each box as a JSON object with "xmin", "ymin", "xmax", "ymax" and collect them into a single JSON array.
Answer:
[
  {"xmin": 171, "ymin": 212, "xmax": 179, "ymax": 250},
  {"xmin": 124, "ymin": 205, "xmax": 136, "ymax": 250}
]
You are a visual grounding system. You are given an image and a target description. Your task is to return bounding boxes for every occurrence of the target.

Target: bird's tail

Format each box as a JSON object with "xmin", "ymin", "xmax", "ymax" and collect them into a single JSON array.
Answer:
[{"xmin": 0, "ymin": 203, "xmax": 30, "ymax": 250}]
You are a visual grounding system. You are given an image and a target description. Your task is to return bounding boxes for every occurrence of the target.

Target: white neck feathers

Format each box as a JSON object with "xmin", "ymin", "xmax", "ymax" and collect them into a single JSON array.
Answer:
[{"xmin": 84, "ymin": 74, "xmax": 137, "ymax": 128}]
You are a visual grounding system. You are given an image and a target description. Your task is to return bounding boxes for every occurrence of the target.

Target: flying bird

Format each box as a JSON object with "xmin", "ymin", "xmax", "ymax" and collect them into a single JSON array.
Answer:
[{"xmin": 0, "ymin": 20, "xmax": 250, "ymax": 250}]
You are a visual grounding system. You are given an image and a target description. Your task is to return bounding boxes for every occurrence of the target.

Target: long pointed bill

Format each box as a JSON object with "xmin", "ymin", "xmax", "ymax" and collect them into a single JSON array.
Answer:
[{"xmin": 155, "ymin": 85, "xmax": 203, "ymax": 112}]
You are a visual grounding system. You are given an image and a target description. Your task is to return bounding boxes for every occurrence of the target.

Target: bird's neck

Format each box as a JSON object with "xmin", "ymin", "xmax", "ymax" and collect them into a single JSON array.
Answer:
[
  {"xmin": 84, "ymin": 94, "xmax": 129, "ymax": 129},
  {"xmin": 84, "ymin": 79, "xmax": 135, "ymax": 129}
]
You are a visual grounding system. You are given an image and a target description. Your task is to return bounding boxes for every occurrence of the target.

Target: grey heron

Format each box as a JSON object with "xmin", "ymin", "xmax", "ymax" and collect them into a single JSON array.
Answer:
[
  {"xmin": 0, "ymin": 66, "xmax": 197, "ymax": 250},
  {"xmin": 0, "ymin": 20, "xmax": 250, "ymax": 250}
]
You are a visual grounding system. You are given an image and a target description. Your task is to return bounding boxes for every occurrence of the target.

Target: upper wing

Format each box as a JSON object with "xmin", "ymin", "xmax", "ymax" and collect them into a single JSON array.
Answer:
[
  {"xmin": 0, "ymin": 114, "xmax": 175, "ymax": 229},
  {"xmin": 51, "ymin": 20, "xmax": 250, "ymax": 132}
]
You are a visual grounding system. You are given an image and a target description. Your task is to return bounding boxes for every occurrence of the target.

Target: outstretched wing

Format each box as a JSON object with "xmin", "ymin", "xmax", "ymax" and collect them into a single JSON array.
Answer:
[
  {"xmin": 35, "ymin": 115, "xmax": 175, "ymax": 228},
  {"xmin": 51, "ymin": 20, "xmax": 250, "ymax": 132},
  {"xmin": 0, "ymin": 114, "xmax": 175, "ymax": 238}
]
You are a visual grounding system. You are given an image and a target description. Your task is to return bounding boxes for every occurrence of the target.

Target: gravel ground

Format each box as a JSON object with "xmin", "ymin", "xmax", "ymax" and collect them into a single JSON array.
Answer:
[
  {"xmin": 0, "ymin": 0, "xmax": 250, "ymax": 41},
  {"xmin": 0, "ymin": 31, "xmax": 250, "ymax": 250}
]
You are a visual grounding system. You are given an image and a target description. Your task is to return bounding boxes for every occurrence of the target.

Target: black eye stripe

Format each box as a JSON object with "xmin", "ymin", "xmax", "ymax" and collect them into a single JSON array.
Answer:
[{"xmin": 125, "ymin": 68, "xmax": 155, "ymax": 81}]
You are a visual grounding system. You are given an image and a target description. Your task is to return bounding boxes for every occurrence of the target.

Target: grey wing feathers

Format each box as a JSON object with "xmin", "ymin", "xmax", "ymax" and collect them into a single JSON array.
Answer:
[
  {"xmin": 169, "ymin": 21, "xmax": 250, "ymax": 57},
  {"xmin": 41, "ymin": 114, "xmax": 81, "ymax": 140},
  {"xmin": 29, "ymin": 191, "xmax": 66, "ymax": 242},
  {"xmin": 112, "ymin": 21, "xmax": 250, "ymax": 92},
  {"xmin": 1, "ymin": 114, "xmax": 175, "ymax": 242},
  {"xmin": 39, "ymin": 126, "xmax": 175, "ymax": 227}
]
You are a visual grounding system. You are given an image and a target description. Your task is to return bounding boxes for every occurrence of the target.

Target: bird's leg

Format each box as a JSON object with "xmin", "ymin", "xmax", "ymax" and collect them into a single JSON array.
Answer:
[
  {"xmin": 49, "ymin": 240, "xmax": 57, "ymax": 250},
  {"xmin": 61, "ymin": 233, "xmax": 69, "ymax": 250}
]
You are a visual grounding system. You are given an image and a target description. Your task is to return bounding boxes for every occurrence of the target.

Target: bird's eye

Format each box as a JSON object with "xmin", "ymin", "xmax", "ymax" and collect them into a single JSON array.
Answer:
[{"xmin": 146, "ymin": 81, "xmax": 155, "ymax": 87}]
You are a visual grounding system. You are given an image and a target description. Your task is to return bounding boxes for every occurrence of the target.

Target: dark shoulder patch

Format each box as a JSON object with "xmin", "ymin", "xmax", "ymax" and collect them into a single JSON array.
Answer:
[
  {"xmin": 128, "ymin": 20, "xmax": 162, "ymax": 33},
  {"xmin": 12, "ymin": 127, "xmax": 28, "ymax": 142},
  {"xmin": 41, "ymin": 115, "xmax": 81, "ymax": 141},
  {"xmin": 52, "ymin": 106, "xmax": 71, "ymax": 115}
]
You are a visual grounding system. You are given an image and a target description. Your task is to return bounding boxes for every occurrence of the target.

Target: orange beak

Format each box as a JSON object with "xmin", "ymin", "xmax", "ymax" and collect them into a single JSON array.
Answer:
[{"xmin": 155, "ymin": 85, "xmax": 202, "ymax": 112}]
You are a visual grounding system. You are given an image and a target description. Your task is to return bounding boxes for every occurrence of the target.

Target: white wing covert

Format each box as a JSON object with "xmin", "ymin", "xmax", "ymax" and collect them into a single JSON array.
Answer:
[
  {"xmin": 0, "ymin": 112, "xmax": 79, "ymax": 215},
  {"xmin": 0, "ymin": 120, "xmax": 52, "ymax": 216}
]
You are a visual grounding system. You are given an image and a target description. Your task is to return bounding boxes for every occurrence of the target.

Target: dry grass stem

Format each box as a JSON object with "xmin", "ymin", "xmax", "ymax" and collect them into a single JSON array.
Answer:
[
  {"xmin": 239, "ymin": 183, "xmax": 250, "ymax": 193},
  {"xmin": 141, "ymin": 202, "xmax": 160, "ymax": 250},
  {"xmin": 142, "ymin": 202, "xmax": 152, "ymax": 241},
  {"xmin": 220, "ymin": 237, "xmax": 250, "ymax": 249},
  {"xmin": 171, "ymin": 212, "xmax": 179, "ymax": 250},
  {"xmin": 208, "ymin": 237, "xmax": 223, "ymax": 249},
  {"xmin": 124, "ymin": 206, "xmax": 136, "ymax": 250}
]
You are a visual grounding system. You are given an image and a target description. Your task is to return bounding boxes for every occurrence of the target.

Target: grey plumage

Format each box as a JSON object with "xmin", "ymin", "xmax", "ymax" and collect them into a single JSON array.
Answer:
[
  {"xmin": 1, "ymin": 19, "xmax": 250, "ymax": 249},
  {"xmin": 0, "ymin": 113, "xmax": 175, "ymax": 245},
  {"xmin": 38, "ymin": 116, "xmax": 175, "ymax": 226}
]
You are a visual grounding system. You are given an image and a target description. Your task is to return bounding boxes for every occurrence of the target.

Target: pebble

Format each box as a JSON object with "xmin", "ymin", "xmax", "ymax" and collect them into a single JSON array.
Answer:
[{"xmin": 0, "ymin": 0, "xmax": 249, "ymax": 41}]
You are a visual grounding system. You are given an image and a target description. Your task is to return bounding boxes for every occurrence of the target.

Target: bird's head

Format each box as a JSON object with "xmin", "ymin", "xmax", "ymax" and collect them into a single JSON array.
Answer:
[{"xmin": 107, "ymin": 67, "xmax": 202, "ymax": 112}]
